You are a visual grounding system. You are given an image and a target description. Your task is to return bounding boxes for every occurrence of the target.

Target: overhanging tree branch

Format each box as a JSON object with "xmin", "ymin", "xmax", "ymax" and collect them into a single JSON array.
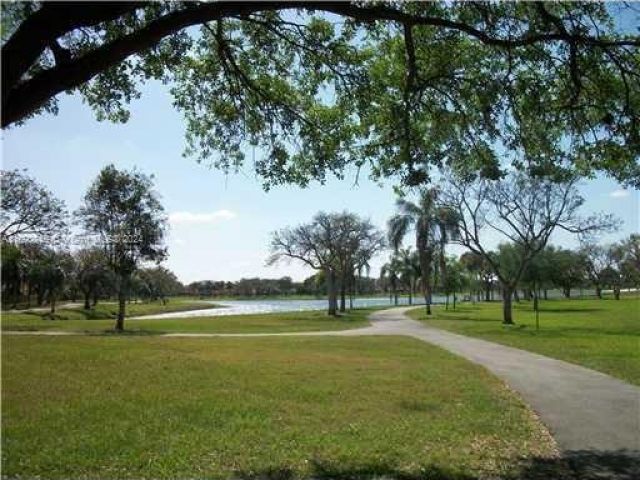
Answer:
[{"xmin": 3, "ymin": 1, "xmax": 638, "ymax": 127}]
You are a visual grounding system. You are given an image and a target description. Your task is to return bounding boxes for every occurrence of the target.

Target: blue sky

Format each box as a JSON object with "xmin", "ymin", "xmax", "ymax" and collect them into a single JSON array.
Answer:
[{"xmin": 3, "ymin": 71, "xmax": 638, "ymax": 283}]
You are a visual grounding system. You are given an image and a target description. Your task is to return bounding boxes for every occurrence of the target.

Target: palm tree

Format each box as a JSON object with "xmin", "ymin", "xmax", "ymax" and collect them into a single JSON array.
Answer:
[
  {"xmin": 380, "ymin": 254, "xmax": 402, "ymax": 305},
  {"xmin": 435, "ymin": 207, "xmax": 461, "ymax": 298},
  {"xmin": 388, "ymin": 188, "xmax": 458, "ymax": 314},
  {"xmin": 398, "ymin": 247, "xmax": 420, "ymax": 305}
]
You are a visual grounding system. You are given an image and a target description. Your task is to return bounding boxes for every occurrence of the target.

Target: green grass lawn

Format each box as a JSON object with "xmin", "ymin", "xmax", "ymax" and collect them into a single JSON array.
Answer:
[
  {"xmin": 2, "ymin": 335, "xmax": 556, "ymax": 479},
  {"xmin": 2, "ymin": 297, "xmax": 218, "ymax": 320},
  {"xmin": 408, "ymin": 296, "xmax": 640, "ymax": 385},
  {"xmin": 1, "ymin": 308, "xmax": 372, "ymax": 334}
]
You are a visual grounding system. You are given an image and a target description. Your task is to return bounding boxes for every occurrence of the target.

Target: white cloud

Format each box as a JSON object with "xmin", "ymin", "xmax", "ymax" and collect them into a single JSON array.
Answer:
[
  {"xmin": 610, "ymin": 189, "xmax": 630, "ymax": 198},
  {"xmin": 169, "ymin": 209, "xmax": 237, "ymax": 225}
]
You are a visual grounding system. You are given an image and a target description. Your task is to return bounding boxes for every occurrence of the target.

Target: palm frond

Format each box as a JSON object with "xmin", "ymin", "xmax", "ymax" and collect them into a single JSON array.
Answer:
[
  {"xmin": 387, "ymin": 214, "xmax": 413, "ymax": 251},
  {"xmin": 396, "ymin": 198, "xmax": 422, "ymax": 217}
]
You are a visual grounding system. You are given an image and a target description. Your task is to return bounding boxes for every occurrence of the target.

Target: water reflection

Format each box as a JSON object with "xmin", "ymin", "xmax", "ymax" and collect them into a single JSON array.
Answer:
[{"xmin": 139, "ymin": 296, "xmax": 446, "ymax": 319}]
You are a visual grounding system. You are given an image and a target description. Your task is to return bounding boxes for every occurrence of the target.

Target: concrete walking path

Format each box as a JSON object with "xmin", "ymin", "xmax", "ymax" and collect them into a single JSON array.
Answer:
[
  {"xmin": 365, "ymin": 308, "xmax": 640, "ymax": 454},
  {"xmin": 4, "ymin": 307, "xmax": 639, "ymax": 455}
]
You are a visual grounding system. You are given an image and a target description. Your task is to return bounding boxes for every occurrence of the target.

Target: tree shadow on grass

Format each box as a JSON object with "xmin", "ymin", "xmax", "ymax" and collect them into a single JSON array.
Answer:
[
  {"xmin": 234, "ymin": 461, "xmax": 475, "ymax": 480},
  {"xmin": 233, "ymin": 450, "xmax": 639, "ymax": 480},
  {"xmin": 537, "ymin": 307, "xmax": 605, "ymax": 314},
  {"xmin": 519, "ymin": 449, "xmax": 640, "ymax": 480},
  {"xmin": 90, "ymin": 329, "xmax": 168, "ymax": 336}
]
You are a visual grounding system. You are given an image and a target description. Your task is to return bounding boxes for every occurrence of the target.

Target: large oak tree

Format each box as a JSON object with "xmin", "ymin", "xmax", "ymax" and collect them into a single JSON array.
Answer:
[{"xmin": 2, "ymin": 2, "xmax": 638, "ymax": 188}]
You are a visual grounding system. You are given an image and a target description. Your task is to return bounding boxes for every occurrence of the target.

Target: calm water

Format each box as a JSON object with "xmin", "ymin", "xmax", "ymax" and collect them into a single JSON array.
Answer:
[{"xmin": 139, "ymin": 296, "xmax": 446, "ymax": 319}]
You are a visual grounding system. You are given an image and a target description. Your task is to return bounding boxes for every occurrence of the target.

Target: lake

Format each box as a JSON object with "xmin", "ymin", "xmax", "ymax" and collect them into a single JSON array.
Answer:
[{"xmin": 138, "ymin": 296, "xmax": 446, "ymax": 319}]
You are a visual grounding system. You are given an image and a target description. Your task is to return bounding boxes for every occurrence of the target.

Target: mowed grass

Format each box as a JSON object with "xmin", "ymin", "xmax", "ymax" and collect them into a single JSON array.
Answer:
[
  {"xmin": 2, "ymin": 298, "xmax": 218, "ymax": 321},
  {"xmin": 409, "ymin": 296, "xmax": 640, "ymax": 385},
  {"xmin": 1, "ymin": 308, "xmax": 371, "ymax": 334},
  {"xmin": 2, "ymin": 335, "xmax": 556, "ymax": 479}
]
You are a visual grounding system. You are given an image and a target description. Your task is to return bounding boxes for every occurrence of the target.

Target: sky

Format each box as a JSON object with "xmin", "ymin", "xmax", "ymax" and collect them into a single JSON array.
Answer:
[{"xmin": 2, "ymin": 8, "xmax": 639, "ymax": 284}]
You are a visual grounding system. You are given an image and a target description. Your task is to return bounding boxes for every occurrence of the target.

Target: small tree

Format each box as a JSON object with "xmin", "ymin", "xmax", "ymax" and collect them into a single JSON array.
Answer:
[
  {"xmin": 442, "ymin": 256, "xmax": 465, "ymax": 310},
  {"xmin": 616, "ymin": 235, "xmax": 640, "ymax": 291},
  {"xmin": 460, "ymin": 251, "xmax": 495, "ymax": 302},
  {"xmin": 580, "ymin": 243, "xmax": 612, "ymax": 299},
  {"xmin": 39, "ymin": 250, "xmax": 66, "ymax": 315},
  {"xmin": 380, "ymin": 255, "xmax": 402, "ymax": 306},
  {"xmin": 75, "ymin": 247, "xmax": 111, "ymax": 310},
  {"xmin": 397, "ymin": 248, "xmax": 420, "ymax": 305},
  {"xmin": 136, "ymin": 266, "xmax": 183, "ymax": 304},
  {"xmin": 1, "ymin": 242, "xmax": 24, "ymax": 308},
  {"xmin": 76, "ymin": 165, "xmax": 167, "ymax": 331},
  {"xmin": 547, "ymin": 247, "xmax": 586, "ymax": 298},
  {"xmin": 1, "ymin": 169, "xmax": 68, "ymax": 243}
]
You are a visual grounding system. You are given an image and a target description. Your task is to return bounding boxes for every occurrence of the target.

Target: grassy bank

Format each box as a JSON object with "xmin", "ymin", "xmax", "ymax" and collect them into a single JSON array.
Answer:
[
  {"xmin": 2, "ymin": 298, "xmax": 218, "ymax": 320},
  {"xmin": 2, "ymin": 335, "xmax": 556, "ymax": 479},
  {"xmin": 409, "ymin": 296, "xmax": 640, "ymax": 385},
  {"xmin": 1, "ymin": 308, "xmax": 372, "ymax": 334}
]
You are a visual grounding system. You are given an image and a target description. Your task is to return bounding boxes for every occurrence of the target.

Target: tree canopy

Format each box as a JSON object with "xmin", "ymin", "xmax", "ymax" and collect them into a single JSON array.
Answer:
[
  {"xmin": 2, "ymin": 2, "xmax": 638, "ymax": 188},
  {"xmin": 75, "ymin": 164, "xmax": 167, "ymax": 330},
  {"xmin": 0, "ymin": 169, "xmax": 68, "ymax": 243},
  {"xmin": 269, "ymin": 211, "xmax": 384, "ymax": 315}
]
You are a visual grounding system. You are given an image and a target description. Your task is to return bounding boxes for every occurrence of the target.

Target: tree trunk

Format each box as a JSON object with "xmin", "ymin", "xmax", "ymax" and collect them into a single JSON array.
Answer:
[
  {"xmin": 614, "ymin": 286, "xmax": 620, "ymax": 300},
  {"xmin": 595, "ymin": 285, "xmax": 602, "ymax": 299},
  {"xmin": 408, "ymin": 289, "xmax": 412, "ymax": 305},
  {"xmin": 445, "ymin": 294, "xmax": 449, "ymax": 310},
  {"xmin": 339, "ymin": 277, "xmax": 346, "ymax": 312},
  {"xmin": 438, "ymin": 246, "xmax": 447, "ymax": 301},
  {"xmin": 513, "ymin": 289, "xmax": 520, "ymax": 303},
  {"xmin": 485, "ymin": 285, "xmax": 491, "ymax": 302},
  {"xmin": 502, "ymin": 286, "xmax": 514, "ymax": 325},
  {"xmin": 348, "ymin": 275, "xmax": 354, "ymax": 310},
  {"xmin": 50, "ymin": 295, "xmax": 56, "ymax": 314},
  {"xmin": 326, "ymin": 268, "xmax": 337, "ymax": 316},
  {"xmin": 84, "ymin": 291, "xmax": 91, "ymax": 310},
  {"xmin": 419, "ymin": 252, "xmax": 432, "ymax": 315},
  {"xmin": 26, "ymin": 284, "xmax": 32, "ymax": 308},
  {"xmin": 453, "ymin": 291, "xmax": 457, "ymax": 310},
  {"xmin": 116, "ymin": 275, "xmax": 128, "ymax": 331}
]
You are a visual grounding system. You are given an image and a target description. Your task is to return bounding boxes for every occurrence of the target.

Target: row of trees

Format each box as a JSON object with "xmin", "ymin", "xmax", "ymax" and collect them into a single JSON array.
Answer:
[
  {"xmin": 381, "ymin": 238, "xmax": 639, "ymax": 312},
  {"xmin": 184, "ymin": 274, "xmax": 380, "ymax": 299},
  {"xmin": 2, "ymin": 241, "xmax": 183, "ymax": 312},
  {"xmin": 1, "ymin": 167, "xmax": 169, "ymax": 330},
  {"xmin": 380, "ymin": 171, "xmax": 623, "ymax": 324},
  {"xmin": 264, "ymin": 167, "xmax": 632, "ymax": 322}
]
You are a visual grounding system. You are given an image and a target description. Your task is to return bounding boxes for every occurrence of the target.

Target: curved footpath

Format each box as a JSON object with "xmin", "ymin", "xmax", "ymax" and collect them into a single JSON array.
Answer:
[{"xmin": 5, "ymin": 308, "xmax": 639, "ymax": 457}]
